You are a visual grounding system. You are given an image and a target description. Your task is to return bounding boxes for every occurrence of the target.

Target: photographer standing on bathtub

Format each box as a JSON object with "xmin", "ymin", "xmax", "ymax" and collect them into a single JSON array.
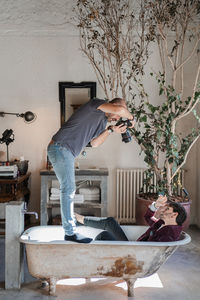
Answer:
[{"xmin": 47, "ymin": 97, "xmax": 134, "ymax": 243}]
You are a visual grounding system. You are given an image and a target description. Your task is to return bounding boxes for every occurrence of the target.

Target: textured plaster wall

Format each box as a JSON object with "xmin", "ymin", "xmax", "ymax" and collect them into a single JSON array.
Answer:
[{"xmin": 0, "ymin": 0, "xmax": 199, "ymax": 225}]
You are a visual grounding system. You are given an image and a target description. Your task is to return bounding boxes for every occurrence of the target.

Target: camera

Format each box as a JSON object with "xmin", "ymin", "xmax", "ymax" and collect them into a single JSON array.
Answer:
[
  {"xmin": 115, "ymin": 118, "xmax": 132, "ymax": 143},
  {"xmin": 0, "ymin": 129, "xmax": 14, "ymax": 145}
]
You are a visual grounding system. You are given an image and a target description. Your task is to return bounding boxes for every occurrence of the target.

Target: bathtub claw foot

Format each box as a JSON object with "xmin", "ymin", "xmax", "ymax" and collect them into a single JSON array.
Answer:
[
  {"xmin": 49, "ymin": 277, "xmax": 57, "ymax": 296},
  {"xmin": 125, "ymin": 278, "xmax": 136, "ymax": 299},
  {"xmin": 41, "ymin": 280, "xmax": 49, "ymax": 289}
]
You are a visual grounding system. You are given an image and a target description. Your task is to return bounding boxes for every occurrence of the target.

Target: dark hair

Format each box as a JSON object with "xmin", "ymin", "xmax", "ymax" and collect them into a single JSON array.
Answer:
[
  {"xmin": 169, "ymin": 202, "xmax": 187, "ymax": 226},
  {"xmin": 109, "ymin": 98, "xmax": 125, "ymax": 105}
]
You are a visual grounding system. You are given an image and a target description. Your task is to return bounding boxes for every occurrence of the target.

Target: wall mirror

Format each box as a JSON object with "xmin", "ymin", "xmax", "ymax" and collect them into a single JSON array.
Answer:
[{"xmin": 59, "ymin": 82, "xmax": 96, "ymax": 126}]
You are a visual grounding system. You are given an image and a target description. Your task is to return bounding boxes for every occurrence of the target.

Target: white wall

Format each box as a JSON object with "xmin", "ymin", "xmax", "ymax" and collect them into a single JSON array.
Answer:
[
  {"xmin": 0, "ymin": 34, "xmax": 147, "ymax": 217},
  {"xmin": 0, "ymin": 0, "xmax": 199, "ymax": 225}
]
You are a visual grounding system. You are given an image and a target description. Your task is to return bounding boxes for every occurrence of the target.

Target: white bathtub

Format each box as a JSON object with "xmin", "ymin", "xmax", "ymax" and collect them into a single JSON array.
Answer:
[{"xmin": 20, "ymin": 225, "xmax": 191, "ymax": 297}]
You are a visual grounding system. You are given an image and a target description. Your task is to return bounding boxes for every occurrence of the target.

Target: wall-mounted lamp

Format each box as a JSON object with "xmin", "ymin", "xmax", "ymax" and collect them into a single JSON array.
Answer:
[{"xmin": 0, "ymin": 111, "xmax": 36, "ymax": 123}]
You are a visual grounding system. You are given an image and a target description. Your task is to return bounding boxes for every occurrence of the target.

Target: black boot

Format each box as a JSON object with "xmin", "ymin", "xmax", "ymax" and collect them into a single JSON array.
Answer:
[{"xmin": 64, "ymin": 233, "xmax": 92, "ymax": 243}]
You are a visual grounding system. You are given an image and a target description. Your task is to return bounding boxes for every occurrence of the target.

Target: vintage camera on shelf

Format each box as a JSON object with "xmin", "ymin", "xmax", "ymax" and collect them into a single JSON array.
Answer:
[{"xmin": 115, "ymin": 118, "xmax": 133, "ymax": 143}]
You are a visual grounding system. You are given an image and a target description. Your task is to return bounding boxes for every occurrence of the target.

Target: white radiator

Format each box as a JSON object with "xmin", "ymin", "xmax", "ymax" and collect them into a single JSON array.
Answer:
[{"xmin": 116, "ymin": 168, "xmax": 185, "ymax": 224}]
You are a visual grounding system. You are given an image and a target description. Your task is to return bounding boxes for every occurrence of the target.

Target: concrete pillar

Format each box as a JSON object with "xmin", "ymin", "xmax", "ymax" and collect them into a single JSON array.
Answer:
[{"xmin": 5, "ymin": 201, "xmax": 24, "ymax": 289}]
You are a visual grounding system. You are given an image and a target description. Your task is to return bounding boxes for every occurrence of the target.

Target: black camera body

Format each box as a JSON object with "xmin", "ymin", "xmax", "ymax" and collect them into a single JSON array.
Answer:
[
  {"xmin": 115, "ymin": 118, "xmax": 132, "ymax": 143},
  {"xmin": 0, "ymin": 129, "xmax": 14, "ymax": 145}
]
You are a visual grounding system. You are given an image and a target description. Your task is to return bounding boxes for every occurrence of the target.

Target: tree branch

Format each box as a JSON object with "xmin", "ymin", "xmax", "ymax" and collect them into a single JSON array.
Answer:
[{"xmin": 171, "ymin": 134, "xmax": 200, "ymax": 180}]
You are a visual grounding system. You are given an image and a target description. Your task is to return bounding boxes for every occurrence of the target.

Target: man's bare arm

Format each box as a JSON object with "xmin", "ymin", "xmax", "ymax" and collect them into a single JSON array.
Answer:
[
  {"xmin": 98, "ymin": 103, "xmax": 133, "ymax": 120},
  {"xmin": 90, "ymin": 124, "xmax": 127, "ymax": 147}
]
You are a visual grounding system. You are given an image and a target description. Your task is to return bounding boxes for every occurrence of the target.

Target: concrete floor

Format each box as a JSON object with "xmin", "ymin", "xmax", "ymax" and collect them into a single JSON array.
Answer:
[{"xmin": 0, "ymin": 226, "xmax": 199, "ymax": 300}]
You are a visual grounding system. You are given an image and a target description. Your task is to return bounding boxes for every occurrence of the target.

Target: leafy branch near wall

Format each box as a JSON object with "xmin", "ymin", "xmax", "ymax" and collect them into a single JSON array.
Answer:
[
  {"xmin": 130, "ymin": 74, "xmax": 200, "ymax": 195},
  {"xmin": 73, "ymin": 0, "xmax": 200, "ymax": 196}
]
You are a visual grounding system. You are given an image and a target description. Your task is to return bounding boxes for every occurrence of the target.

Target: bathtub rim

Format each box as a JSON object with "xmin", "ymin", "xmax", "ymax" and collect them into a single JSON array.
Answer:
[{"xmin": 19, "ymin": 225, "xmax": 191, "ymax": 247}]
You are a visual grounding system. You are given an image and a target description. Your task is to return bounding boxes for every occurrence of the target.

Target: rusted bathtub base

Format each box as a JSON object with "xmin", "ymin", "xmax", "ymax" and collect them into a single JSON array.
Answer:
[
  {"xmin": 47, "ymin": 276, "xmax": 136, "ymax": 298},
  {"xmin": 36, "ymin": 247, "xmax": 181, "ymax": 297}
]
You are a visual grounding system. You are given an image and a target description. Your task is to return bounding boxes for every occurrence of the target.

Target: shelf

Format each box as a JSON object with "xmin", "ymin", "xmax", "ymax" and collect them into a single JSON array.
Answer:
[
  {"xmin": 0, "ymin": 172, "xmax": 31, "ymax": 184},
  {"xmin": 40, "ymin": 169, "xmax": 108, "ymax": 225},
  {"xmin": 0, "ymin": 173, "xmax": 31, "ymax": 230},
  {"xmin": 47, "ymin": 200, "xmax": 102, "ymax": 209},
  {"xmin": 40, "ymin": 168, "xmax": 108, "ymax": 176}
]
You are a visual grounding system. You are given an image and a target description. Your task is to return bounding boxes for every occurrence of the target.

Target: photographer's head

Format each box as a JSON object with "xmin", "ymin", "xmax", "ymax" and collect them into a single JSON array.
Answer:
[
  {"xmin": 106, "ymin": 98, "xmax": 127, "ymax": 122},
  {"xmin": 109, "ymin": 98, "xmax": 126, "ymax": 106}
]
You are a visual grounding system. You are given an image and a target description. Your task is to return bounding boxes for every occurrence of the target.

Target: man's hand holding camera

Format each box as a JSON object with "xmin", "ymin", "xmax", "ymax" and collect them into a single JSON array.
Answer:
[
  {"xmin": 153, "ymin": 195, "xmax": 168, "ymax": 219},
  {"xmin": 155, "ymin": 195, "xmax": 168, "ymax": 209},
  {"xmin": 110, "ymin": 118, "xmax": 135, "ymax": 134},
  {"xmin": 112, "ymin": 124, "xmax": 127, "ymax": 133},
  {"xmin": 128, "ymin": 119, "xmax": 135, "ymax": 128}
]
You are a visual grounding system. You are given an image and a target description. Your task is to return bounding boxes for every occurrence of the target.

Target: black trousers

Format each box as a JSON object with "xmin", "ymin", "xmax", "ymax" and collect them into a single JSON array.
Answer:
[{"xmin": 83, "ymin": 216, "xmax": 128, "ymax": 241}]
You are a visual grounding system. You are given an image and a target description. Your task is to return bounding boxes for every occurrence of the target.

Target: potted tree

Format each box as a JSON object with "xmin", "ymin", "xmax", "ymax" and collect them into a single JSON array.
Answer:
[
  {"xmin": 129, "ymin": 0, "xmax": 200, "ymax": 230},
  {"xmin": 74, "ymin": 0, "xmax": 200, "ymax": 230}
]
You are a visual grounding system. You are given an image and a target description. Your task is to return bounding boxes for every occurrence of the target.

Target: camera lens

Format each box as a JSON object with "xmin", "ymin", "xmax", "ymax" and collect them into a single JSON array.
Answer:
[
  {"xmin": 115, "ymin": 118, "xmax": 132, "ymax": 143},
  {"xmin": 121, "ymin": 130, "xmax": 132, "ymax": 143}
]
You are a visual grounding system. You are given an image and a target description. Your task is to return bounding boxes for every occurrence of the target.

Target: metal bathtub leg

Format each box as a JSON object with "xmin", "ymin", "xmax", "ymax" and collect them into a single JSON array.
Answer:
[
  {"xmin": 49, "ymin": 277, "xmax": 57, "ymax": 295},
  {"xmin": 125, "ymin": 278, "xmax": 136, "ymax": 298},
  {"xmin": 41, "ymin": 280, "xmax": 49, "ymax": 289}
]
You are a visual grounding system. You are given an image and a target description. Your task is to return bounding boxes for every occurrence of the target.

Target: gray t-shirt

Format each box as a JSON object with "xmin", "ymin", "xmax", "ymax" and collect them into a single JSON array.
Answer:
[{"xmin": 52, "ymin": 98, "xmax": 107, "ymax": 157}]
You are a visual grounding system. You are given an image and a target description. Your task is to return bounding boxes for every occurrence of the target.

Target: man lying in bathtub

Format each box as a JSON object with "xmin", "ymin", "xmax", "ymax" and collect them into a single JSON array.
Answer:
[{"xmin": 75, "ymin": 195, "xmax": 187, "ymax": 242}]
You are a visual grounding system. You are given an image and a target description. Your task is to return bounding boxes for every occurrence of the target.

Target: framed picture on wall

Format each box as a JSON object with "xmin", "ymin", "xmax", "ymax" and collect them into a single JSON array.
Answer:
[{"xmin": 59, "ymin": 82, "xmax": 96, "ymax": 126}]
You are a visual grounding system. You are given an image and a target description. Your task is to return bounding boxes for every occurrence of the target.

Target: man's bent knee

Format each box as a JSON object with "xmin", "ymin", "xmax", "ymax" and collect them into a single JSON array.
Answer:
[
  {"xmin": 60, "ymin": 186, "xmax": 75, "ymax": 199},
  {"xmin": 106, "ymin": 217, "xmax": 118, "ymax": 226}
]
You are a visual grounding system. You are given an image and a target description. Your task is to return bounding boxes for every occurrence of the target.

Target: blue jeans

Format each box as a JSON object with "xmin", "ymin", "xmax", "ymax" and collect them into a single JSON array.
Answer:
[{"xmin": 47, "ymin": 143, "xmax": 76, "ymax": 235}]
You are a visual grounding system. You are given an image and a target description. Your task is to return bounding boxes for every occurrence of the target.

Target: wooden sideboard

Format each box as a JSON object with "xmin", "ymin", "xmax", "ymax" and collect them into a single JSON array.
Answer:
[{"xmin": 0, "ymin": 172, "xmax": 31, "ymax": 234}]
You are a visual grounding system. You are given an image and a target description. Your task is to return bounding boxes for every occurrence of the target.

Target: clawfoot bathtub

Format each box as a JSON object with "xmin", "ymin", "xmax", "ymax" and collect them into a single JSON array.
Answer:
[{"xmin": 20, "ymin": 225, "xmax": 191, "ymax": 298}]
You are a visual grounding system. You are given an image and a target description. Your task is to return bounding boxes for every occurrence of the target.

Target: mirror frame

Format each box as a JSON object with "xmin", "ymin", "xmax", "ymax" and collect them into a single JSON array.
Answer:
[{"xmin": 59, "ymin": 81, "xmax": 96, "ymax": 126}]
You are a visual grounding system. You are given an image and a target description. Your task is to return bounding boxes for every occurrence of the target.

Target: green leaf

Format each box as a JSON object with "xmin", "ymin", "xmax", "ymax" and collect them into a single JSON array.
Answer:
[
  {"xmin": 162, "ymin": 103, "xmax": 168, "ymax": 112},
  {"xmin": 159, "ymin": 88, "xmax": 164, "ymax": 95},
  {"xmin": 146, "ymin": 103, "xmax": 159, "ymax": 113},
  {"xmin": 139, "ymin": 115, "xmax": 147, "ymax": 122},
  {"xmin": 194, "ymin": 91, "xmax": 200, "ymax": 100}
]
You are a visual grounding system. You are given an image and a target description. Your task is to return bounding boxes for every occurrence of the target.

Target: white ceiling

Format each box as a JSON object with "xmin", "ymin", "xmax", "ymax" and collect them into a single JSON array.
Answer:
[{"xmin": 0, "ymin": 0, "xmax": 76, "ymax": 35}]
